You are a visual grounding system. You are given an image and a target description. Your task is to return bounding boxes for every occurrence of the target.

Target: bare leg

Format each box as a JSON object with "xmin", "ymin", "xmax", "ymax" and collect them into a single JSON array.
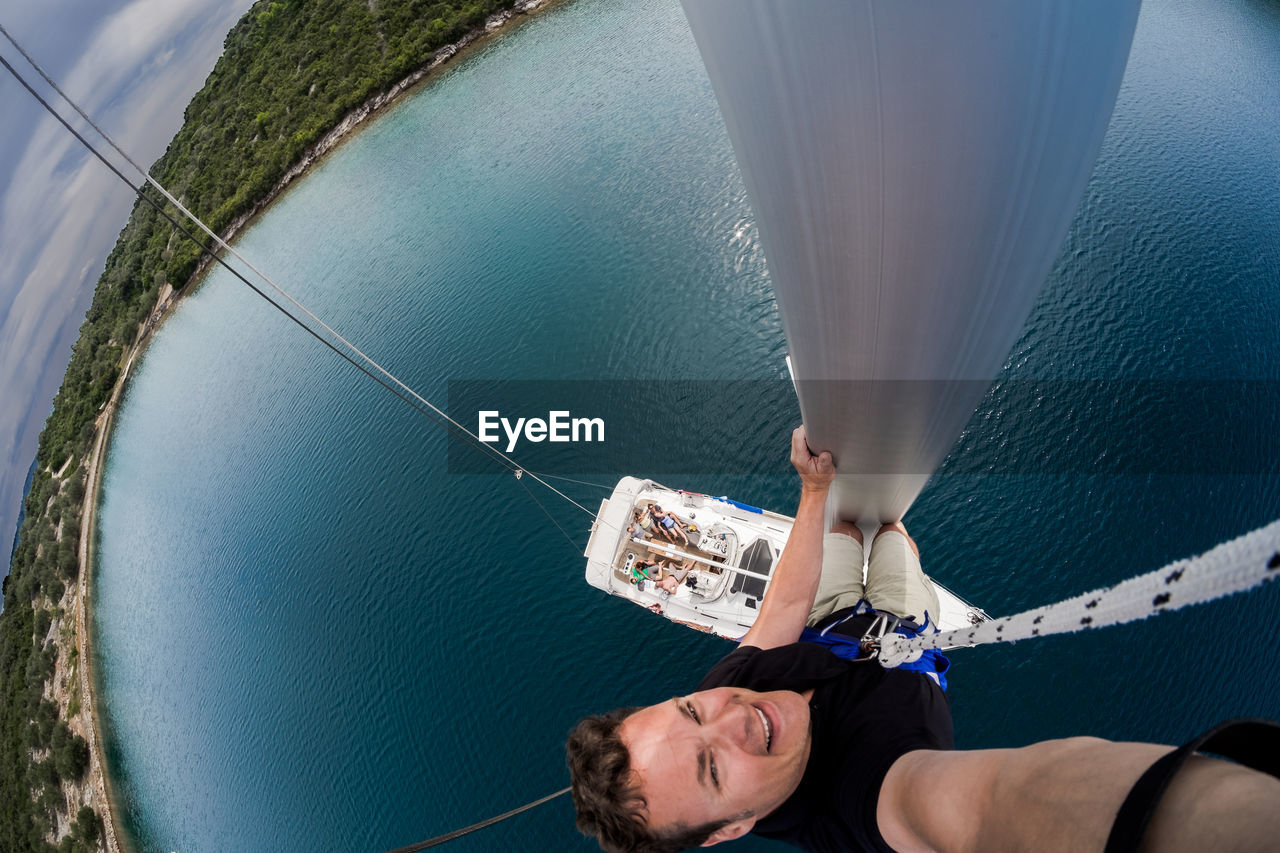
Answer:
[
  {"xmin": 831, "ymin": 520, "xmax": 864, "ymax": 545},
  {"xmin": 876, "ymin": 522, "xmax": 919, "ymax": 558}
]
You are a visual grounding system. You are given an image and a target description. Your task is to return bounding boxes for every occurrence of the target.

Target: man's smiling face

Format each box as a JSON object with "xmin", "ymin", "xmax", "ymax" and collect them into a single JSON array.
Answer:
[{"xmin": 618, "ymin": 687, "xmax": 814, "ymax": 844}]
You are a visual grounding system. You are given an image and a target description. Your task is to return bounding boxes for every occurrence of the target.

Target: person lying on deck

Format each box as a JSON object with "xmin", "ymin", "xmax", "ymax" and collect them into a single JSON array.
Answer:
[
  {"xmin": 631, "ymin": 559, "xmax": 662, "ymax": 581},
  {"xmin": 654, "ymin": 558, "xmax": 696, "ymax": 594},
  {"xmin": 631, "ymin": 557, "xmax": 692, "ymax": 594},
  {"xmin": 567, "ymin": 426, "xmax": 1280, "ymax": 853},
  {"xmin": 649, "ymin": 504, "xmax": 690, "ymax": 547}
]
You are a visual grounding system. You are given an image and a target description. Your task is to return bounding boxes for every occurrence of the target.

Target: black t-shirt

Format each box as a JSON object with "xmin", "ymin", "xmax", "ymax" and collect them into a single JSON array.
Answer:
[{"xmin": 696, "ymin": 613, "xmax": 953, "ymax": 852}]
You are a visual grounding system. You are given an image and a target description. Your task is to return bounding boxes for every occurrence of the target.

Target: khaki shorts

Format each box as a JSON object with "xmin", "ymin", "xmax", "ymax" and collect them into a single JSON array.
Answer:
[{"xmin": 807, "ymin": 529, "xmax": 940, "ymax": 627}]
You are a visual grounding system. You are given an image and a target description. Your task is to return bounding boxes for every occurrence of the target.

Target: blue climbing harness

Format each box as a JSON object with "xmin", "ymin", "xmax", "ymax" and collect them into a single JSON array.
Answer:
[{"xmin": 799, "ymin": 600, "xmax": 951, "ymax": 690}]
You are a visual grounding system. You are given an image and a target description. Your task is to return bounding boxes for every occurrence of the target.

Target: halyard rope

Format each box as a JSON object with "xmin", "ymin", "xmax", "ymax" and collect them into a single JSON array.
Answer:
[{"xmin": 880, "ymin": 519, "xmax": 1280, "ymax": 667}]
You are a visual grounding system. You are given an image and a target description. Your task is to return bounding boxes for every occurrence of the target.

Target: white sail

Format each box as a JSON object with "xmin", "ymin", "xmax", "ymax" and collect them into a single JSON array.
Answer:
[{"xmin": 682, "ymin": 0, "xmax": 1141, "ymax": 522}]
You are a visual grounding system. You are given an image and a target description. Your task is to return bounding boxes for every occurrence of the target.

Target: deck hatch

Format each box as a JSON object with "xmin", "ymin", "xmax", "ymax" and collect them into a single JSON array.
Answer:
[{"xmin": 730, "ymin": 539, "xmax": 774, "ymax": 599}]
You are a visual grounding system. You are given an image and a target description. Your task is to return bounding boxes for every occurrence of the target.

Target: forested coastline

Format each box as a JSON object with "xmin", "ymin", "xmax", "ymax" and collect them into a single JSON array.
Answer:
[{"xmin": 0, "ymin": 1, "xmax": 538, "ymax": 848}]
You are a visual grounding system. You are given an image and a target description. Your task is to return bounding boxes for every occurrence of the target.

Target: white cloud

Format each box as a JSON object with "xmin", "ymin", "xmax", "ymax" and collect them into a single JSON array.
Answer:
[
  {"xmin": 63, "ymin": 0, "xmax": 220, "ymax": 117},
  {"xmin": 2, "ymin": 0, "xmax": 249, "ymax": 243},
  {"xmin": 0, "ymin": 0, "xmax": 255, "ymax": 555}
]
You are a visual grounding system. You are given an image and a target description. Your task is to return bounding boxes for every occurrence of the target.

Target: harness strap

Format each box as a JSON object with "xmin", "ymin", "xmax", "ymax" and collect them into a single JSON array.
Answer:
[
  {"xmin": 1105, "ymin": 718, "xmax": 1280, "ymax": 853},
  {"xmin": 799, "ymin": 604, "xmax": 950, "ymax": 689}
]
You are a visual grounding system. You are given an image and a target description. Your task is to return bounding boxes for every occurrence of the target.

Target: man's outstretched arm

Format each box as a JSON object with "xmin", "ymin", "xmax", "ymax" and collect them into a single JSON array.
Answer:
[
  {"xmin": 877, "ymin": 737, "xmax": 1280, "ymax": 853},
  {"xmin": 738, "ymin": 426, "xmax": 834, "ymax": 651}
]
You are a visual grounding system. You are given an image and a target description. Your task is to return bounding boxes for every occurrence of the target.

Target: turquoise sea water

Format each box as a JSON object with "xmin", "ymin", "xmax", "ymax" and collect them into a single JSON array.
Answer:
[{"xmin": 94, "ymin": 0, "xmax": 1280, "ymax": 851}]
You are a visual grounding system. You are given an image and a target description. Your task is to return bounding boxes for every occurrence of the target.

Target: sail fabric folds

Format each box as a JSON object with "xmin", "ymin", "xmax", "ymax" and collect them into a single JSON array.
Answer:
[{"xmin": 682, "ymin": 0, "xmax": 1141, "ymax": 521}]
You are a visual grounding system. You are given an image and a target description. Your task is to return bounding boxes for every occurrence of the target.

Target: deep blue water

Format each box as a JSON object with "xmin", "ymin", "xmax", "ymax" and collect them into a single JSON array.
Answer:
[{"xmin": 93, "ymin": 0, "xmax": 1280, "ymax": 851}]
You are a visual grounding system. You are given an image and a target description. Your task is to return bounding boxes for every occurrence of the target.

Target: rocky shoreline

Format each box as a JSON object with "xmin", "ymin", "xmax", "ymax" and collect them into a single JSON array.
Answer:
[{"xmin": 192, "ymin": 0, "xmax": 554, "ymax": 282}]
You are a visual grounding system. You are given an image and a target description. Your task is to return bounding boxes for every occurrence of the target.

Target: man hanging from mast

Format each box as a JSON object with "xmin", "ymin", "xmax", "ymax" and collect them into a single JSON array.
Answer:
[{"xmin": 565, "ymin": 427, "xmax": 1280, "ymax": 853}]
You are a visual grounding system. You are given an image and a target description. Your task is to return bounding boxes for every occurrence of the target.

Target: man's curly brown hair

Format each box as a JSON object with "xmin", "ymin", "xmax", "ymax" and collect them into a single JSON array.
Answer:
[{"xmin": 566, "ymin": 707, "xmax": 734, "ymax": 852}]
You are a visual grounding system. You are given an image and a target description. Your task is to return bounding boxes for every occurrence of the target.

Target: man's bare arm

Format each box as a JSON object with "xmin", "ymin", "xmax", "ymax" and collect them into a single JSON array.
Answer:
[
  {"xmin": 877, "ymin": 738, "xmax": 1280, "ymax": 853},
  {"xmin": 738, "ymin": 426, "xmax": 834, "ymax": 651}
]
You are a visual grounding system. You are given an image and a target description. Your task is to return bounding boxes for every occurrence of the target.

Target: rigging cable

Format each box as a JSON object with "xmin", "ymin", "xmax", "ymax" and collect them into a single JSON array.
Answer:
[
  {"xmin": 384, "ymin": 786, "xmax": 570, "ymax": 853},
  {"xmin": 0, "ymin": 33, "xmax": 603, "ymax": 848},
  {"xmin": 518, "ymin": 474, "xmax": 587, "ymax": 554},
  {"xmin": 879, "ymin": 518, "xmax": 1280, "ymax": 667},
  {"xmin": 530, "ymin": 473, "xmax": 614, "ymax": 491},
  {"xmin": 0, "ymin": 26, "xmax": 595, "ymax": 521},
  {"xmin": 0, "ymin": 46, "xmax": 506, "ymax": 482}
]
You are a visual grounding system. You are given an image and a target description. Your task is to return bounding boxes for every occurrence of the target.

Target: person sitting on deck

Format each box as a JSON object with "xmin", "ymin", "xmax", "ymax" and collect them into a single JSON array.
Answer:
[
  {"xmin": 566, "ymin": 426, "xmax": 1280, "ymax": 853},
  {"xmin": 629, "ymin": 508, "xmax": 656, "ymax": 541},
  {"xmin": 650, "ymin": 504, "xmax": 690, "ymax": 547}
]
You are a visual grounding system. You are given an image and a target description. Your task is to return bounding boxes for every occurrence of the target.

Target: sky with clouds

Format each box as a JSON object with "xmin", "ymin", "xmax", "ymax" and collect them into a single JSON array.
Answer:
[{"xmin": 0, "ymin": 0, "xmax": 256, "ymax": 565}]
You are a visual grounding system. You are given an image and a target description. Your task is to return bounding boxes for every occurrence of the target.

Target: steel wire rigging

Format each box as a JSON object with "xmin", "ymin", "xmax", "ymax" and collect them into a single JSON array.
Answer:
[{"xmin": 0, "ymin": 24, "xmax": 595, "ymax": 526}]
